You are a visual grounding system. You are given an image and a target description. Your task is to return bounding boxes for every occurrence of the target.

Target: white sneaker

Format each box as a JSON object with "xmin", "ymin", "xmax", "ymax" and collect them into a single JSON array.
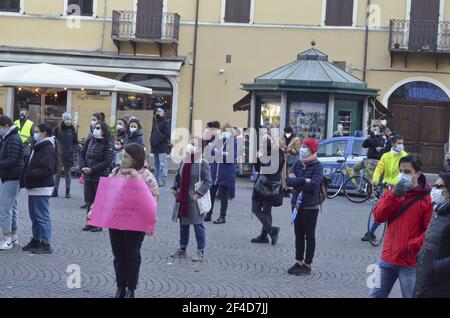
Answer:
[
  {"xmin": 191, "ymin": 251, "xmax": 204, "ymax": 262},
  {"xmin": 0, "ymin": 237, "xmax": 13, "ymax": 250},
  {"xmin": 11, "ymin": 235, "xmax": 19, "ymax": 248}
]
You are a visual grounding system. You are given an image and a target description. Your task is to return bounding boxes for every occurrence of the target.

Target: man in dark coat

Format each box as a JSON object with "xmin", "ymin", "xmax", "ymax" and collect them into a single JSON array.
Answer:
[
  {"xmin": 415, "ymin": 173, "xmax": 450, "ymax": 298},
  {"xmin": 52, "ymin": 112, "xmax": 78, "ymax": 198},
  {"xmin": 353, "ymin": 125, "xmax": 385, "ymax": 176},
  {"xmin": 150, "ymin": 107, "xmax": 171, "ymax": 187}
]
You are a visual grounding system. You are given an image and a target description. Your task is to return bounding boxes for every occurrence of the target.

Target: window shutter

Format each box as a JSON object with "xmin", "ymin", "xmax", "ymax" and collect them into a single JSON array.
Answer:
[
  {"xmin": 9, "ymin": 0, "xmax": 20, "ymax": 11},
  {"xmin": 325, "ymin": 0, "xmax": 340, "ymax": 26},
  {"xmin": 225, "ymin": 0, "xmax": 251, "ymax": 23},
  {"xmin": 82, "ymin": 0, "xmax": 94, "ymax": 16},
  {"xmin": 339, "ymin": 0, "xmax": 354, "ymax": 26}
]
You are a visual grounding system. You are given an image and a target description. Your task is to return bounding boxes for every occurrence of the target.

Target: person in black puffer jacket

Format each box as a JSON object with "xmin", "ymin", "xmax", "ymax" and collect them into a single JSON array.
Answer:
[
  {"xmin": 251, "ymin": 132, "xmax": 285, "ymax": 246},
  {"xmin": 286, "ymin": 138, "xmax": 324, "ymax": 276},
  {"xmin": 21, "ymin": 123, "xmax": 58, "ymax": 255},
  {"xmin": 126, "ymin": 117, "xmax": 145, "ymax": 149},
  {"xmin": 0, "ymin": 115, "xmax": 24, "ymax": 251},
  {"xmin": 79, "ymin": 121, "xmax": 114, "ymax": 232},
  {"xmin": 414, "ymin": 172, "xmax": 450, "ymax": 298},
  {"xmin": 52, "ymin": 112, "xmax": 78, "ymax": 199}
]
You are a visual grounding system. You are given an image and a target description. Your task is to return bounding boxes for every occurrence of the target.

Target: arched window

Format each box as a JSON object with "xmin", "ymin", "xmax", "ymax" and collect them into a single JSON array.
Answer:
[{"xmin": 390, "ymin": 81, "xmax": 449, "ymax": 102}]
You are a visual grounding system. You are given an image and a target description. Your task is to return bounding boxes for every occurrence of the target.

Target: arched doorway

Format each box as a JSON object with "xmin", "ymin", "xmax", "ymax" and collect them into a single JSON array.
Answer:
[{"xmin": 388, "ymin": 81, "xmax": 450, "ymax": 172}]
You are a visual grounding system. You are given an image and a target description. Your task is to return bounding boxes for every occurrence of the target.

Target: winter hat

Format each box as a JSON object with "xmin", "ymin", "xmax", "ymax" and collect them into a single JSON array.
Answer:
[
  {"xmin": 62, "ymin": 112, "xmax": 72, "ymax": 121},
  {"xmin": 302, "ymin": 138, "xmax": 319, "ymax": 154},
  {"xmin": 439, "ymin": 172, "xmax": 450, "ymax": 192}
]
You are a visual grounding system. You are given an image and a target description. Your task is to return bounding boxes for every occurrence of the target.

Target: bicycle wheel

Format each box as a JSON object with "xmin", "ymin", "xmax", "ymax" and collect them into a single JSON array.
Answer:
[
  {"xmin": 367, "ymin": 206, "xmax": 387, "ymax": 247},
  {"xmin": 344, "ymin": 176, "xmax": 373, "ymax": 203},
  {"xmin": 327, "ymin": 171, "xmax": 345, "ymax": 199}
]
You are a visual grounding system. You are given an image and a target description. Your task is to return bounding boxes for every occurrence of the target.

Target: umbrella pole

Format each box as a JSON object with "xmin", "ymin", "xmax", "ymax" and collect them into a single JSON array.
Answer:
[{"xmin": 40, "ymin": 91, "xmax": 45, "ymax": 124}]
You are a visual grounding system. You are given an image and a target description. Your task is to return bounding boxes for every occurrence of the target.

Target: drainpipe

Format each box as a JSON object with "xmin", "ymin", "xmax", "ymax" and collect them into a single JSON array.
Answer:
[
  {"xmin": 362, "ymin": 0, "xmax": 371, "ymax": 82},
  {"xmin": 188, "ymin": 0, "xmax": 200, "ymax": 133},
  {"xmin": 99, "ymin": 0, "xmax": 108, "ymax": 52}
]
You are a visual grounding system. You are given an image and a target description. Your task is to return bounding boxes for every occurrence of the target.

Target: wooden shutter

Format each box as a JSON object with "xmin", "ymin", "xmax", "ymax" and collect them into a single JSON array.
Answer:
[
  {"xmin": 325, "ymin": 0, "xmax": 353, "ymax": 26},
  {"xmin": 225, "ymin": 0, "xmax": 251, "ymax": 23},
  {"xmin": 0, "ymin": 0, "xmax": 20, "ymax": 12},
  {"xmin": 68, "ymin": 0, "xmax": 93, "ymax": 16},
  {"xmin": 136, "ymin": 0, "xmax": 163, "ymax": 39}
]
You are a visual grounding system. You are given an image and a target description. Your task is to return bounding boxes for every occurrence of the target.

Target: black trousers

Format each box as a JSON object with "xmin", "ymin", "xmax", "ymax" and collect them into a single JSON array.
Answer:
[
  {"xmin": 251, "ymin": 200, "xmax": 274, "ymax": 237},
  {"xmin": 209, "ymin": 185, "xmax": 230, "ymax": 217},
  {"xmin": 294, "ymin": 208, "xmax": 319, "ymax": 265},
  {"xmin": 84, "ymin": 179, "xmax": 99, "ymax": 214},
  {"xmin": 109, "ymin": 229, "xmax": 145, "ymax": 290}
]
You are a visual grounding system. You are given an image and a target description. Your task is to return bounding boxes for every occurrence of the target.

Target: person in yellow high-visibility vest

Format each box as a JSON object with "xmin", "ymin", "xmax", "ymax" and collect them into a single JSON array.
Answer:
[{"xmin": 14, "ymin": 109, "xmax": 35, "ymax": 144}]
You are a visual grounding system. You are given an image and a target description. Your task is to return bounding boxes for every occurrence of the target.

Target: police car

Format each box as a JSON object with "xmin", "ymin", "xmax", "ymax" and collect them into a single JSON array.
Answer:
[{"xmin": 317, "ymin": 136, "xmax": 368, "ymax": 178}]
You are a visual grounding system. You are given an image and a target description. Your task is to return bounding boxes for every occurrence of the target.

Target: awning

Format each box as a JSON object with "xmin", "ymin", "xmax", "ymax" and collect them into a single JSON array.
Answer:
[
  {"xmin": 233, "ymin": 93, "xmax": 251, "ymax": 112},
  {"xmin": 0, "ymin": 63, "xmax": 153, "ymax": 94},
  {"xmin": 370, "ymin": 98, "xmax": 393, "ymax": 119},
  {"xmin": 0, "ymin": 46, "xmax": 184, "ymax": 76}
]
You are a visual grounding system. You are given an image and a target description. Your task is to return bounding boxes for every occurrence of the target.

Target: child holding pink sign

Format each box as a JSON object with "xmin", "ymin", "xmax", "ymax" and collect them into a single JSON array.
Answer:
[{"xmin": 107, "ymin": 144, "xmax": 159, "ymax": 298}]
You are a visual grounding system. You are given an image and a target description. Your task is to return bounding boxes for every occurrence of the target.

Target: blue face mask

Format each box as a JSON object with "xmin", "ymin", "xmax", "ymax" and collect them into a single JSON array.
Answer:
[
  {"xmin": 0, "ymin": 129, "xmax": 6, "ymax": 137},
  {"xmin": 300, "ymin": 147, "xmax": 310, "ymax": 158},
  {"xmin": 34, "ymin": 133, "xmax": 42, "ymax": 143}
]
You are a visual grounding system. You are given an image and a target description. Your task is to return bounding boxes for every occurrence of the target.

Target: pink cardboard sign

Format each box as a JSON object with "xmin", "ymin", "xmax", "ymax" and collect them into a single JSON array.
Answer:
[{"xmin": 88, "ymin": 177, "xmax": 157, "ymax": 233}]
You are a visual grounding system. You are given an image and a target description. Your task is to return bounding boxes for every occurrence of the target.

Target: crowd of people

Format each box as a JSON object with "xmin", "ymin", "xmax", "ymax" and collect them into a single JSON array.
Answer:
[{"xmin": 0, "ymin": 108, "xmax": 449, "ymax": 299}]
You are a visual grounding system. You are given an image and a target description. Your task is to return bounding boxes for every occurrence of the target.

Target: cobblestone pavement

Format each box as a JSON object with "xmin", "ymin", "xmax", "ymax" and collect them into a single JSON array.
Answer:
[{"xmin": 0, "ymin": 177, "xmax": 403, "ymax": 298}]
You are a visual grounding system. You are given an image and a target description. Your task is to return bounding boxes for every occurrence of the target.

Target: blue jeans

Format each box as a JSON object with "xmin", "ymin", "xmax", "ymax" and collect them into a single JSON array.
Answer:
[
  {"xmin": 0, "ymin": 180, "xmax": 20, "ymax": 234},
  {"xmin": 28, "ymin": 196, "xmax": 52, "ymax": 245},
  {"xmin": 154, "ymin": 153, "xmax": 168, "ymax": 184},
  {"xmin": 180, "ymin": 223, "xmax": 206, "ymax": 251},
  {"xmin": 369, "ymin": 260, "xmax": 416, "ymax": 298}
]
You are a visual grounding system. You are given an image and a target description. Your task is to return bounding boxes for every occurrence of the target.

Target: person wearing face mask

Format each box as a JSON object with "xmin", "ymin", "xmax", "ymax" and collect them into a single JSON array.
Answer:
[
  {"xmin": 286, "ymin": 138, "xmax": 324, "ymax": 276},
  {"xmin": 279, "ymin": 126, "xmax": 301, "ymax": 198},
  {"xmin": 115, "ymin": 118, "xmax": 128, "ymax": 144},
  {"xmin": 204, "ymin": 124, "xmax": 237, "ymax": 224},
  {"xmin": 150, "ymin": 107, "xmax": 171, "ymax": 187},
  {"xmin": 370, "ymin": 155, "xmax": 432, "ymax": 298},
  {"xmin": 112, "ymin": 137, "xmax": 125, "ymax": 170},
  {"xmin": 126, "ymin": 117, "xmax": 145, "ymax": 149},
  {"xmin": 380, "ymin": 126, "xmax": 398, "ymax": 155},
  {"xmin": 21, "ymin": 124, "xmax": 59, "ymax": 255},
  {"xmin": 51, "ymin": 112, "xmax": 78, "ymax": 199},
  {"xmin": 79, "ymin": 122, "xmax": 114, "ymax": 232},
  {"xmin": 14, "ymin": 108, "xmax": 35, "ymax": 145},
  {"xmin": 87, "ymin": 112, "xmax": 105, "ymax": 141},
  {"xmin": 0, "ymin": 116, "xmax": 24, "ymax": 250},
  {"xmin": 106, "ymin": 143, "xmax": 159, "ymax": 298},
  {"xmin": 415, "ymin": 172, "xmax": 450, "ymax": 298},
  {"xmin": 250, "ymin": 133, "xmax": 285, "ymax": 245},
  {"xmin": 362, "ymin": 135, "xmax": 409, "ymax": 241},
  {"xmin": 171, "ymin": 137, "xmax": 212, "ymax": 262},
  {"xmin": 353, "ymin": 125, "xmax": 385, "ymax": 177}
]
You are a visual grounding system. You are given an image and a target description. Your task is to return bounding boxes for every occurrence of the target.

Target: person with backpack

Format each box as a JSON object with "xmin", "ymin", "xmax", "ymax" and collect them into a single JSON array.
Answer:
[
  {"xmin": 369, "ymin": 154, "xmax": 432, "ymax": 298},
  {"xmin": 286, "ymin": 138, "xmax": 324, "ymax": 276},
  {"xmin": 0, "ymin": 115, "xmax": 24, "ymax": 250},
  {"xmin": 250, "ymin": 132, "xmax": 284, "ymax": 245}
]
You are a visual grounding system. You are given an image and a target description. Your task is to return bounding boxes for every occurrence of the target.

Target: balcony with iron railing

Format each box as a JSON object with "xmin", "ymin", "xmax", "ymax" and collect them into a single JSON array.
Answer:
[
  {"xmin": 112, "ymin": 10, "xmax": 180, "ymax": 55},
  {"xmin": 389, "ymin": 19, "xmax": 450, "ymax": 53}
]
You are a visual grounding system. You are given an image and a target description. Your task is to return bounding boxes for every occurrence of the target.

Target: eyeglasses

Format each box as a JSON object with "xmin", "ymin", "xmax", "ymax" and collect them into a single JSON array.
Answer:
[{"xmin": 433, "ymin": 184, "xmax": 446, "ymax": 189}]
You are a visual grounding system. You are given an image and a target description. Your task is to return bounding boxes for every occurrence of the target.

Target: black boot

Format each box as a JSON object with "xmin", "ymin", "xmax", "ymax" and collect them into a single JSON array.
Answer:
[
  {"xmin": 115, "ymin": 287, "xmax": 126, "ymax": 298},
  {"xmin": 51, "ymin": 189, "xmax": 58, "ymax": 198},
  {"xmin": 251, "ymin": 235, "xmax": 269, "ymax": 243},
  {"xmin": 204, "ymin": 212, "xmax": 212, "ymax": 222},
  {"xmin": 269, "ymin": 227, "xmax": 280, "ymax": 246},
  {"xmin": 125, "ymin": 289, "xmax": 135, "ymax": 298},
  {"xmin": 213, "ymin": 216, "xmax": 226, "ymax": 224},
  {"xmin": 65, "ymin": 189, "xmax": 70, "ymax": 199}
]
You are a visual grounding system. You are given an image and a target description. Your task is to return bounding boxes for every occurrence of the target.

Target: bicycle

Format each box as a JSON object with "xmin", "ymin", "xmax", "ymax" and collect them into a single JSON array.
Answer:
[
  {"xmin": 326, "ymin": 150, "xmax": 374, "ymax": 203},
  {"xmin": 366, "ymin": 183, "xmax": 389, "ymax": 247}
]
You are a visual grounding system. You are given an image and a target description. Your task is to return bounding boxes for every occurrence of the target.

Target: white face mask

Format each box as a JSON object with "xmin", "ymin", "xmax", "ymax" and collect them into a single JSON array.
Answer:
[
  {"xmin": 186, "ymin": 144, "xmax": 197, "ymax": 154},
  {"xmin": 93, "ymin": 129, "xmax": 102, "ymax": 139},
  {"xmin": 393, "ymin": 144, "xmax": 404, "ymax": 153},
  {"xmin": 285, "ymin": 133, "xmax": 292, "ymax": 138},
  {"xmin": 116, "ymin": 124, "xmax": 123, "ymax": 130},
  {"xmin": 431, "ymin": 188, "xmax": 446, "ymax": 205},
  {"xmin": 130, "ymin": 127, "xmax": 138, "ymax": 133}
]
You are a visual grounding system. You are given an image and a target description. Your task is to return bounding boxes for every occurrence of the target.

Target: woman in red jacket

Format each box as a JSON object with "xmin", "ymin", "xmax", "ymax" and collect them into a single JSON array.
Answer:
[{"xmin": 369, "ymin": 154, "xmax": 432, "ymax": 298}]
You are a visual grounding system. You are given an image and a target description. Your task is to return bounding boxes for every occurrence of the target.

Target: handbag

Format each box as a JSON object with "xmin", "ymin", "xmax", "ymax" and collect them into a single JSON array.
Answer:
[
  {"xmin": 253, "ymin": 175, "xmax": 283, "ymax": 207},
  {"xmin": 154, "ymin": 122, "xmax": 173, "ymax": 154},
  {"xmin": 172, "ymin": 202, "xmax": 180, "ymax": 222},
  {"xmin": 195, "ymin": 160, "xmax": 212, "ymax": 214}
]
